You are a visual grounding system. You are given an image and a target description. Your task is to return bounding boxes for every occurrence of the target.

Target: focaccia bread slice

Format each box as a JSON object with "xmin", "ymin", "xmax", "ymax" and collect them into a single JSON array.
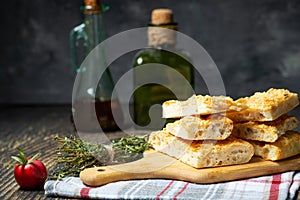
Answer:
[
  {"xmin": 149, "ymin": 130, "xmax": 254, "ymax": 168},
  {"xmin": 165, "ymin": 115, "xmax": 233, "ymax": 140},
  {"xmin": 162, "ymin": 94, "xmax": 244, "ymax": 118},
  {"xmin": 228, "ymin": 88, "xmax": 299, "ymax": 122},
  {"xmin": 232, "ymin": 115, "xmax": 299, "ymax": 142},
  {"xmin": 248, "ymin": 131, "xmax": 300, "ymax": 161}
]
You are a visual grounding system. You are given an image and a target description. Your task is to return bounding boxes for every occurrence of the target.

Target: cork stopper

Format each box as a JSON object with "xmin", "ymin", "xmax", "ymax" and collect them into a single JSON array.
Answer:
[
  {"xmin": 151, "ymin": 9, "xmax": 174, "ymax": 24},
  {"xmin": 84, "ymin": 0, "xmax": 100, "ymax": 7},
  {"xmin": 84, "ymin": 0, "xmax": 101, "ymax": 14}
]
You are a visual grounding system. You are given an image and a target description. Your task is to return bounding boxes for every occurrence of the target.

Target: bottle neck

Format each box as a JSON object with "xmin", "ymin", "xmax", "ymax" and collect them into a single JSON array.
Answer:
[
  {"xmin": 83, "ymin": 9, "xmax": 105, "ymax": 49},
  {"xmin": 147, "ymin": 23, "xmax": 178, "ymax": 47}
]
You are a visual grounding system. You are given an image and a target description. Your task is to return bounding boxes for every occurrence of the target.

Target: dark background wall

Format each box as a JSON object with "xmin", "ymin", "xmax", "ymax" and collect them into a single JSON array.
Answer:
[{"xmin": 1, "ymin": 0, "xmax": 300, "ymax": 104}]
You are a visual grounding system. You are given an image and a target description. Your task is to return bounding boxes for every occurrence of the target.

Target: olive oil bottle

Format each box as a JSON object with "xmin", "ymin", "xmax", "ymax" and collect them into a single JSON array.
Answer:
[
  {"xmin": 70, "ymin": 0, "xmax": 123, "ymax": 132},
  {"xmin": 133, "ymin": 9, "xmax": 194, "ymax": 129}
]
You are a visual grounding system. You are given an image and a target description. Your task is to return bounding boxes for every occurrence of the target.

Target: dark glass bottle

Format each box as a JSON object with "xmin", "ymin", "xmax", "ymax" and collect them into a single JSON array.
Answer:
[
  {"xmin": 133, "ymin": 9, "xmax": 194, "ymax": 129},
  {"xmin": 70, "ymin": 0, "xmax": 123, "ymax": 132}
]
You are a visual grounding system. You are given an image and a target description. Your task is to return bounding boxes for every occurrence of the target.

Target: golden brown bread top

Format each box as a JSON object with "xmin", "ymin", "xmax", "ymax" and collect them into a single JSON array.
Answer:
[
  {"xmin": 251, "ymin": 130, "xmax": 300, "ymax": 148},
  {"xmin": 150, "ymin": 129, "xmax": 251, "ymax": 152},
  {"xmin": 228, "ymin": 88, "xmax": 299, "ymax": 122},
  {"xmin": 236, "ymin": 88, "xmax": 298, "ymax": 111},
  {"xmin": 232, "ymin": 115, "xmax": 299, "ymax": 142},
  {"xmin": 249, "ymin": 131, "xmax": 300, "ymax": 160},
  {"xmin": 163, "ymin": 88, "xmax": 299, "ymax": 120},
  {"xmin": 163, "ymin": 94, "xmax": 245, "ymax": 118},
  {"xmin": 165, "ymin": 114, "xmax": 233, "ymax": 140},
  {"xmin": 164, "ymin": 95, "xmax": 237, "ymax": 110},
  {"xmin": 149, "ymin": 130, "xmax": 254, "ymax": 168}
]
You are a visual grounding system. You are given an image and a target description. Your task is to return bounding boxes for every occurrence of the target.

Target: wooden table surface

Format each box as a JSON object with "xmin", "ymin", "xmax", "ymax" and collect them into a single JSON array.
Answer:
[
  {"xmin": 0, "ymin": 105, "xmax": 299, "ymax": 200},
  {"xmin": 0, "ymin": 105, "xmax": 131, "ymax": 200}
]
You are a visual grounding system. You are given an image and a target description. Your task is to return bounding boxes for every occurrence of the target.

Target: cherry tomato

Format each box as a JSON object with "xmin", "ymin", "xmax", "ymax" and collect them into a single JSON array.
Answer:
[{"xmin": 11, "ymin": 148, "xmax": 47, "ymax": 190}]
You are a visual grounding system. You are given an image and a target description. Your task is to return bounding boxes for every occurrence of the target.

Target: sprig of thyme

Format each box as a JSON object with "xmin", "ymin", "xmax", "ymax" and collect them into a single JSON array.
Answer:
[
  {"xmin": 112, "ymin": 135, "xmax": 151, "ymax": 163},
  {"xmin": 50, "ymin": 135, "xmax": 150, "ymax": 180}
]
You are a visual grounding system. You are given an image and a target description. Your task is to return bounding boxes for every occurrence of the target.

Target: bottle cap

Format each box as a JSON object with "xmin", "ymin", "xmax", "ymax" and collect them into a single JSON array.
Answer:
[{"xmin": 151, "ymin": 8, "xmax": 173, "ymax": 24}]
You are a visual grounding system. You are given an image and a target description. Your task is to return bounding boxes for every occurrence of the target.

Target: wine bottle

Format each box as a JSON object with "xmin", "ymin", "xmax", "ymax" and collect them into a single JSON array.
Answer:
[{"xmin": 133, "ymin": 8, "xmax": 194, "ymax": 129}]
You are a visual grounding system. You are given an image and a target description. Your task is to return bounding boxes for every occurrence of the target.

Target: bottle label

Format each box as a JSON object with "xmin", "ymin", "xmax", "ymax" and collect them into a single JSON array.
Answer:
[{"xmin": 148, "ymin": 26, "xmax": 176, "ymax": 46}]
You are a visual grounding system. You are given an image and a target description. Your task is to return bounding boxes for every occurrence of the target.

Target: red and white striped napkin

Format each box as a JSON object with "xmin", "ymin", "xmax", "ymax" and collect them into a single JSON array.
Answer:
[{"xmin": 44, "ymin": 171, "xmax": 300, "ymax": 200}]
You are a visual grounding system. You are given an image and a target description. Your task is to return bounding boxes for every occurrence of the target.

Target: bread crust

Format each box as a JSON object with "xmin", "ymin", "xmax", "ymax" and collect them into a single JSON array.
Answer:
[
  {"xmin": 248, "ymin": 131, "xmax": 300, "ymax": 161},
  {"xmin": 149, "ymin": 130, "xmax": 254, "ymax": 168},
  {"xmin": 162, "ymin": 94, "xmax": 244, "ymax": 118},
  {"xmin": 228, "ymin": 88, "xmax": 299, "ymax": 122},
  {"xmin": 232, "ymin": 115, "xmax": 299, "ymax": 142},
  {"xmin": 166, "ymin": 115, "xmax": 233, "ymax": 140}
]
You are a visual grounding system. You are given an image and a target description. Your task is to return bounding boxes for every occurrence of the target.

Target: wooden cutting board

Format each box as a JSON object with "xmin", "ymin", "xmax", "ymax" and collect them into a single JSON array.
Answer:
[{"xmin": 80, "ymin": 151, "xmax": 300, "ymax": 187}]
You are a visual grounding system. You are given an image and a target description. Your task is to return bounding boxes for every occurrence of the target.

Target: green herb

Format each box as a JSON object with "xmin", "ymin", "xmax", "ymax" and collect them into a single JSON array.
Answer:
[
  {"xmin": 51, "ymin": 136, "xmax": 110, "ymax": 180},
  {"xmin": 112, "ymin": 135, "xmax": 151, "ymax": 163},
  {"xmin": 50, "ymin": 135, "xmax": 151, "ymax": 180}
]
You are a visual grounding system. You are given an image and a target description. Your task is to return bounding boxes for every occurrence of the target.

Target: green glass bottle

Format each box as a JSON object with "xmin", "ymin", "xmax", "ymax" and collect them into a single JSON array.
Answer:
[
  {"xmin": 133, "ymin": 9, "xmax": 194, "ymax": 129},
  {"xmin": 70, "ymin": 0, "xmax": 123, "ymax": 132}
]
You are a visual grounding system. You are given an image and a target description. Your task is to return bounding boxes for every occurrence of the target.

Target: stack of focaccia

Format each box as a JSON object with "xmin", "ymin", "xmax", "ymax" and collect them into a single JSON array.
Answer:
[
  {"xmin": 149, "ymin": 94, "xmax": 253, "ymax": 169},
  {"xmin": 148, "ymin": 88, "xmax": 300, "ymax": 169},
  {"xmin": 229, "ymin": 88, "xmax": 300, "ymax": 161}
]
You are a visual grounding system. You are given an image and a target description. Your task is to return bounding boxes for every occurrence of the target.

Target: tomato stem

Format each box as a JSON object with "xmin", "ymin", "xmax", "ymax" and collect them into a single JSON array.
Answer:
[
  {"xmin": 27, "ymin": 153, "xmax": 40, "ymax": 164},
  {"xmin": 11, "ymin": 147, "xmax": 40, "ymax": 165}
]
